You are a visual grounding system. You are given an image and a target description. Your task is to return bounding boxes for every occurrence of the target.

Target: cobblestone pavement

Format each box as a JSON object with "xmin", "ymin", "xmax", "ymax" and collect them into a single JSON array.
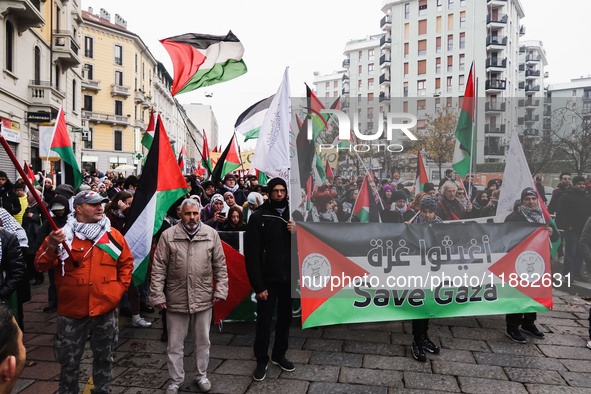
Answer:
[{"xmin": 12, "ymin": 281, "xmax": 591, "ymax": 393}]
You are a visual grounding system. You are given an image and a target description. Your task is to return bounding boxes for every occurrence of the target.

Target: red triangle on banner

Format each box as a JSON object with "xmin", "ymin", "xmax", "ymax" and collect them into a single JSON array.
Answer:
[
  {"xmin": 297, "ymin": 226, "xmax": 370, "ymax": 325},
  {"xmin": 214, "ymin": 241, "xmax": 252, "ymax": 323},
  {"xmin": 487, "ymin": 227, "xmax": 552, "ymax": 309}
]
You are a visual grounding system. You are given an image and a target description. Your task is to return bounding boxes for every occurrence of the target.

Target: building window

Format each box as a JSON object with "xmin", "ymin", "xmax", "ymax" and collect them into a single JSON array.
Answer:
[
  {"xmin": 34, "ymin": 46, "xmax": 41, "ymax": 84},
  {"xmin": 437, "ymin": 0, "xmax": 443, "ymax": 11},
  {"xmin": 5, "ymin": 21, "xmax": 14, "ymax": 72},
  {"xmin": 403, "ymin": 101, "xmax": 409, "ymax": 112},
  {"xmin": 83, "ymin": 64, "xmax": 94, "ymax": 80},
  {"xmin": 404, "ymin": 82, "xmax": 409, "ymax": 97},
  {"xmin": 368, "ymin": 49, "xmax": 374, "ymax": 61},
  {"xmin": 359, "ymin": 65, "xmax": 363, "ymax": 74},
  {"xmin": 404, "ymin": 23, "xmax": 409, "ymax": 39},
  {"xmin": 115, "ymin": 70, "xmax": 123, "ymax": 86},
  {"xmin": 418, "ymin": 60, "xmax": 426, "ymax": 75},
  {"xmin": 448, "ymin": 14, "xmax": 454, "ymax": 29},
  {"xmin": 418, "ymin": 19, "xmax": 427, "ymax": 35},
  {"xmin": 436, "ymin": 78, "xmax": 441, "ymax": 90},
  {"xmin": 404, "ymin": 63, "xmax": 409, "ymax": 78},
  {"xmin": 448, "ymin": 0, "xmax": 454, "ymax": 9},
  {"xmin": 436, "ymin": 37, "xmax": 441, "ymax": 53},
  {"xmin": 418, "ymin": 0, "xmax": 427, "ymax": 16},
  {"xmin": 447, "ymin": 56, "xmax": 453, "ymax": 72},
  {"xmin": 84, "ymin": 36, "xmax": 93, "ymax": 58},
  {"xmin": 114, "ymin": 130, "xmax": 123, "ymax": 151},
  {"xmin": 358, "ymin": 79, "xmax": 362, "ymax": 88},
  {"xmin": 460, "ymin": 0, "xmax": 466, "ymax": 6},
  {"xmin": 83, "ymin": 95, "xmax": 93, "ymax": 111},
  {"xmin": 368, "ymin": 63, "xmax": 374, "ymax": 72},
  {"xmin": 417, "ymin": 99, "xmax": 426, "ymax": 110},
  {"xmin": 72, "ymin": 80, "xmax": 76, "ymax": 112},
  {"xmin": 417, "ymin": 80, "xmax": 426, "ymax": 96},
  {"xmin": 460, "ymin": 11, "xmax": 466, "ymax": 28},
  {"xmin": 435, "ymin": 98, "xmax": 441, "ymax": 110},
  {"xmin": 448, "ymin": 34, "xmax": 453, "ymax": 50},
  {"xmin": 459, "ymin": 74, "xmax": 465, "ymax": 90},
  {"xmin": 325, "ymin": 81, "xmax": 330, "ymax": 89},
  {"xmin": 84, "ymin": 127, "xmax": 93, "ymax": 149},
  {"xmin": 447, "ymin": 97, "xmax": 453, "ymax": 107},
  {"xmin": 460, "ymin": 32, "xmax": 466, "ymax": 49},
  {"xmin": 368, "ymin": 78, "xmax": 374, "ymax": 89},
  {"xmin": 115, "ymin": 100, "xmax": 123, "ymax": 116},
  {"xmin": 55, "ymin": 64, "xmax": 61, "ymax": 90},
  {"xmin": 447, "ymin": 76, "xmax": 453, "ymax": 93},
  {"xmin": 368, "ymin": 93, "xmax": 374, "ymax": 102},
  {"xmin": 418, "ymin": 40, "xmax": 427, "ymax": 56},
  {"xmin": 334, "ymin": 81, "xmax": 338, "ymax": 88},
  {"xmin": 404, "ymin": 3, "xmax": 410, "ymax": 19},
  {"xmin": 114, "ymin": 45, "xmax": 123, "ymax": 65},
  {"xmin": 358, "ymin": 50, "xmax": 362, "ymax": 60},
  {"xmin": 325, "ymin": 92, "xmax": 330, "ymax": 97},
  {"xmin": 436, "ymin": 16, "xmax": 442, "ymax": 32},
  {"xmin": 404, "ymin": 43, "xmax": 409, "ymax": 58},
  {"xmin": 436, "ymin": 57, "xmax": 441, "ymax": 74},
  {"xmin": 135, "ymin": 54, "xmax": 138, "ymax": 72},
  {"xmin": 459, "ymin": 54, "xmax": 465, "ymax": 70}
]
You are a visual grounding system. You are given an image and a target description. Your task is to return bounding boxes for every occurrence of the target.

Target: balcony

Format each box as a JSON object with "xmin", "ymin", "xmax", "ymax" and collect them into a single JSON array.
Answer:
[
  {"xmin": 379, "ymin": 73, "xmax": 390, "ymax": 85},
  {"xmin": 134, "ymin": 90, "xmax": 145, "ymax": 104},
  {"xmin": 142, "ymin": 96, "xmax": 152, "ymax": 109},
  {"xmin": 485, "ymin": 102, "xmax": 506, "ymax": 112},
  {"xmin": 485, "ymin": 124, "xmax": 506, "ymax": 134},
  {"xmin": 342, "ymin": 59, "xmax": 350, "ymax": 68},
  {"xmin": 583, "ymin": 92, "xmax": 591, "ymax": 101},
  {"xmin": 525, "ymin": 84, "xmax": 540, "ymax": 92},
  {"xmin": 111, "ymin": 84, "xmax": 131, "ymax": 97},
  {"xmin": 519, "ymin": 64, "xmax": 525, "ymax": 72},
  {"xmin": 543, "ymin": 108, "xmax": 552, "ymax": 117},
  {"xmin": 524, "ymin": 114, "xmax": 540, "ymax": 122},
  {"xmin": 380, "ymin": 15, "xmax": 391, "ymax": 30},
  {"xmin": 486, "ymin": 57, "xmax": 506, "ymax": 69},
  {"xmin": 485, "ymin": 79, "xmax": 506, "ymax": 91},
  {"xmin": 28, "ymin": 81, "xmax": 65, "ymax": 112},
  {"xmin": 525, "ymin": 99, "xmax": 540, "ymax": 107},
  {"xmin": 520, "ymin": 25, "xmax": 526, "ymax": 36},
  {"xmin": 526, "ymin": 54, "xmax": 541, "ymax": 63},
  {"xmin": 484, "ymin": 147, "xmax": 505, "ymax": 156},
  {"xmin": 486, "ymin": 36, "xmax": 507, "ymax": 47},
  {"xmin": 82, "ymin": 110, "xmax": 130, "ymax": 126},
  {"xmin": 81, "ymin": 78, "xmax": 100, "ymax": 92},
  {"xmin": 486, "ymin": 14, "xmax": 508, "ymax": 25},
  {"xmin": 342, "ymin": 87, "xmax": 350, "ymax": 95},
  {"xmin": 519, "ymin": 45, "xmax": 526, "ymax": 53},
  {"xmin": 52, "ymin": 30, "xmax": 81, "ymax": 69},
  {"xmin": 134, "ymin": 119, "xmax": 146, "ymax": 129},
  {"xmin": 380, "ymin": 35, "xmax": 391, "ymax": 48},
  {"xmin": 379, "ymin": 54, "xmax": 390, "ymax": 66},
  {"xmin": 379, "ymin": 92, "xmax": 390, "ymax": 103},
  {"xmin": 0, "ymin": 0, "xmax": 44, "ymax": 33},
  {"xmin": 525, "ymin": 69, "xmax": 540, "ymax": 78}
]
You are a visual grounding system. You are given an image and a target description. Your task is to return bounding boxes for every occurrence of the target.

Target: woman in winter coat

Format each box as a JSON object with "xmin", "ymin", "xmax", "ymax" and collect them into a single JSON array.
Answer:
[{"xmin": 0, "ymin": 171, "xmax": 21, "ymax": 216}]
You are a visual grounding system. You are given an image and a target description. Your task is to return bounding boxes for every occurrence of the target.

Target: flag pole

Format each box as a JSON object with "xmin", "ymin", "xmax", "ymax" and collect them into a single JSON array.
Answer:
[
  {"xmin": 467, "ymin": 70, "xmax": 477, "ymax": 200},
  {"xmin": 0, "ymin": 134, "xmax": 74, "ymax": 261}
]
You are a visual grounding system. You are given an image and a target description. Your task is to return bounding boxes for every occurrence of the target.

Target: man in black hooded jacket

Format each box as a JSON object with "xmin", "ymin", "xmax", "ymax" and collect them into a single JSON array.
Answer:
[{"xmin": 245, "ymin": 177, "xmax": 296, "ymax": 382}]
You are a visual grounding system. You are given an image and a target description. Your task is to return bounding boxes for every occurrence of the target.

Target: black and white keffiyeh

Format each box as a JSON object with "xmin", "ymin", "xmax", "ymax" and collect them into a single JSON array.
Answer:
[
  {"xmin": 58, "ymin": 212, "xmax": 111, "ymax": 260},
  {"xmin": 518, "ymin": 205, "xmax": 544, "ymax": 224}
]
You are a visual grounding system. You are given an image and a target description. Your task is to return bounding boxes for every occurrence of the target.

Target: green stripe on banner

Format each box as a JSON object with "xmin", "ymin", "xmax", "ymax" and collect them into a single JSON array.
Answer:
[
  {"xmin": 132, "ymin": 255, "xmax": 150, "ymax": 286},
  {"xmin": 177, "ymin": 59, "xmax": 247, "ymax": 94}
]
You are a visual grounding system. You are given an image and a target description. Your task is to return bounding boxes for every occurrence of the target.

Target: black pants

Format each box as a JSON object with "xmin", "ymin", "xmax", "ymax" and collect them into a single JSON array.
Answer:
[
  {"xmin": 254, "ymin": 282, "xmax": 292, "ymax": 364},
  {"xmin": 412, "ymin": 319, "xmax": 429, "ymax": 341},
  {"xmin": 506, "ymin": 313, "xmax": 536, "ymax": 330}
]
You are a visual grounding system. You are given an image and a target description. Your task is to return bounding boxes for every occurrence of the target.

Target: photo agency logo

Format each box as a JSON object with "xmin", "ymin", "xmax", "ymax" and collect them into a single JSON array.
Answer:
[{"xmin": 305, "ymin": 109, "xmax": 419, "ymax": 153}]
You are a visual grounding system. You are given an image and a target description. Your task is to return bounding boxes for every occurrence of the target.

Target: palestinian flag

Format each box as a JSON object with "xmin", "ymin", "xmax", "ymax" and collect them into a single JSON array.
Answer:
[
  {"xmin": 536, "ymin": 186, "xmax": 562, "ymax": 257},
  {"xmin": 413, "ymin": 150, "xmax": 429, "ymax": 194},
  {"xmin": 123, "ymin": 117, "xmax": 188, "ymax": 285},
  {"xmin": 235, "ymin": 95, "xmax": 274, "ymax": 141},
  {"xmin": 211, "ymin": 134, "xmax": 241, "ymax": 186},
  {"xmin": 23, "ymin": 161, "xmax": 39, "ymax": 187},
  {"xmin": 141, "ymin": 108, "xmax": 155, "ymax": 150},
  {"xmin": 306, "ymin": 175, "xmax": 313, "ymax": 210},
  {"xmin": 255, "ymin": 169, "xmax": 268, "ymax": 186},
  {"xmin": 51, "ymin": 106, "xmax": 82, "ymax": 189},
  {"xmin": 452, "ymin": 62, "xmax": 475, "ymax": 178},
  {"xmin": 212, "ymin": 146, "xmax": 218, "ymax": 153},
  {"xmin": 160, "ymin": 31, "xmax": 247, "ymax": 96},
  {"xmin": 214, "ymin": 240, "xmax": 251, "ymax": 323},
  {"xmin": 96, "ymin": 231, "xmax": 123, "ymax": 261},
  {"xmin": 297, "ymin": 222, "xmax": 551, "ymax": 328},
  {"xmin": 178, "ymin": 145, "xmax": 188, "ymax": 173},
  {"xmin": 352, "ymin": 176, "xmax": 370, "ymax": 222},
  {"xmin": 325, "ymin": 160, "xmax": 334, "ymax": 182},
  {"xmin": 201, "ymin": 130, "xmax": 212, "ymax": 177}
]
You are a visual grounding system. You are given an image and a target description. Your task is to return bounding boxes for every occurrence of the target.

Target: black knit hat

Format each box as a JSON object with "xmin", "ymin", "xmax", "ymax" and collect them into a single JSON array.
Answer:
[
  {"xmin": 520, "ymin": 187, "xmax": 537, "ymax": 201},
  {"xmin": 267, "ymin": 177, "xmax": 288, "ymax": 194},
  {"xmin": 421, "ymin": 195, "xmax": 438, "ymax": 211}
]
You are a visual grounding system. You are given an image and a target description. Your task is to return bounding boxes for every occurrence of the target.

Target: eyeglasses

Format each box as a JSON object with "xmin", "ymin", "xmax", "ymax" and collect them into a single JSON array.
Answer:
[{"xmin": 271, "ymin": 188, "xmax": 286, "ymax": 194}]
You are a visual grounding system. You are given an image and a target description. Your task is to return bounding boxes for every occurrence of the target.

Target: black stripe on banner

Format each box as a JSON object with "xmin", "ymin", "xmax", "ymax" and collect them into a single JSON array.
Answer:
[
  {"xmin": 107, "ymin": 231, "xmax": 123, "ymax": 252},
  {"xmin": 234, "ymin": 95, "xmax": 274, "ymax": 128},
  {"xmin": 163, "ymin": 31, "xmax": 240, "ymax": 50}
]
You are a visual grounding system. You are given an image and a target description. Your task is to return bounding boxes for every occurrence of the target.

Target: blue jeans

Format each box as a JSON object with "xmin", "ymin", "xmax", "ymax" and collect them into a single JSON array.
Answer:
[{"xmin": 564, "ymin": 229, "xmax": 583, "ymax": 277}]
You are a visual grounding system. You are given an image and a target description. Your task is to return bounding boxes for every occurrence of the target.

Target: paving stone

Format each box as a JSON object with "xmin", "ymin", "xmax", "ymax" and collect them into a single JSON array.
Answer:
[
  {"xmin": 23, "ymin": 333, "xmax": 55, "ymax": 347},
  {"xmin": 229, "ymin": 334, "xmax": 254, "ymax": 347},
  {"xmin": 118, "ymin": 327, "xmax": 163, "ymax": 340},
  {"xmin": 113, "ymin": 351, "xmax": 167, "ymax": 369},
  {"xmin": 11, "ymin": 378, "xmax": 34, "ymax": 392},
  {"xmin": 560, "ymin": 372, "xmax": 591, "ymax": 388},
  {"xmin": 538, "ymin": 344, "xmax": 591, "ymax": 360},
  {"xmin": 246, "ymin": 378, "xmax": 309, "ymax": 394},
  {"xmin": 422, "ymin": 348, "xmax": 475, "ymax": 363},
  {"xmin": 391, "ymin": 389, "xmax": 454, "ymax": 394},
  {"xmin": 216, "ymin": 322, "xmax": 256, "ymax": 335},
  {"xmin": 561, "ymin": 359, "xmax": 591, "ymax": 372},
  {"xmin": 23, "ymin": 311, "xmax": 56, "ymax": 323},
  {"xmin": 290, "ymin": 326, "xmax": 324, "ymax": 338},
  {"xmin": 322, "ymin": 327, "xmax": 390, "ymax": 343},
  {"xmin": 540, "ymin": 311, "xmax": 580, "ymax": 319},
  {"xmin": 426, "ymin": 324, "xmax": 453, "ymax": 338},
  {"xmin": 537, "ymin": 316, "xmax": 581, "ymax": 327},
  {"xmin": 303, "ymin": 338, "xmax": 343, "ymax": 352},
  {"xmin": 432, "ymin": 361, "xmax": 507, "ymax": 380},
  {"xmin": 545, "ymin": 324, "xmax": 589, "ymax": 336},
  {"xmin": 349, "ymin": 321, "xmax": 404, "ymax": 333},
  {"xmin": 116, "ymin": 368, "xmax": 170, "ymax": 389},
  {"xmin": 208, "ymin": 332, "xmax": 234, "ymax": 346},
  {"xmin": 433, "ymin": 317, "xmax": 480, "ymax": 328},
  {"xmin": 363, "ymin": 355, "xmax": 431, "ymax": 373},
  {"xmin": 390, "ymin": 333, "xmax": 413, "ymax": 345},
  {"xmin": 457, "ymin": 376, "xmax": 527, "ymax": 394},
  {"xmin": 17, "ymin": 380, "xmax": 60, "ymax": 394},
  {"xmin": 122, "ymin": 387, "xmax": 162, "ymax": 393},
  {"xmin": 339, "ymin": 366, "xmax": 403, "ymax": 387},
  {"xmin": 280, "ymin": 364, "xmax": 339, "ymax": 382},
  {"xmin": 473, "ymin": 352, "xmax": 566, "ymax": 371},
  {"xmin": 541, "ymin": 333, "xmax": 587, "ymax": 347},
  {"xmin": 525, "ymin": 383, "xmax": 591, "ymax": 394},
  {"xmin": 26, "ymin": 345, "xmax": 56, "ymax": 362},
  {"xmin": 19, "ymin": 360, "xmax": 61, "ymax": 380},
  {"xmin": 213, "ymin": 359, "xmax": 280, "ymax": 379},
  {"xmin": 309, "ymin": 351, "xmax": 362, "ymax": 367},
  {"xmin": 450, "ymin": 326, "xmax": 506, "ymax": 341},
  {"xmin": 308, "ymin": 382, "xmax": 388, "ymax": 394},
  {"xmin": 284, "ymin": 349, "xmax": 313, "ymax": 364},
  {"xmin": 439, "ymin": 337, "xmax": 490, "ymax": 352},
  {"xmin": 209, "ymin": 344, "xmax": 254, "ymax": 360},
  {"xmin": 503, "ymin": 367, "xmax": 565, "ymax": 385},
  {"xmin": 476, "ymin": 317, "xmax": 507, "ymax": 329},
  {"xmin": 115, "ymin": 339, "xmax": 167, "ymax": 354},
  {"xmin": 343, "ymin": 341, "xmax": 405, "ymax": 357},
  {"xmin": 79, "ymin": 364, "xmax": 127, "ymax": 380},
  {"xmin": 403, "ymin": 372, "xmax": 460, "ymax": 392},
  {"xmin": 551, "ymin": 303, "xmax": 588, "ymax": 314},
  {"xmin": 486, "ymin": 340, "xmax": 544, "ymax": 356}
]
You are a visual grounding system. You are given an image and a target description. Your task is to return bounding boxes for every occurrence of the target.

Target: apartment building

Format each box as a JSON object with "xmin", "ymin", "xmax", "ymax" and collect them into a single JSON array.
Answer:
[
  {"xmin": 517, "ymin": 40, "xmax": 547, "ymax": 138},
  {"xmin": 0, "ymin": 0, "xmax": 82, "ymax": 179},
  {"xmin": 183, "ymin": 103, "xmax": 219, "ymax": 154},
  {"xmin": 312, "ymin": 69, "xmax": 346, "ymax": 100},
  {"xmin": 380, "ymin": 0, "xmax": 526, "ymax": 163},
  {"xmin": 546, "ymin": 76, "xmax": 591, "ymax": 140}
]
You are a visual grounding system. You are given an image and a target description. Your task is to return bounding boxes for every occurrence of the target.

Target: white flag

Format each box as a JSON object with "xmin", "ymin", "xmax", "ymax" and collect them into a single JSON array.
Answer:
[
  {"xmin": 495, "ymin": 130, "xmax": 536, "ymax": 222},
  {"xmin": 252, "ymin": 67, "xmax": 291, "ymax": 180}
]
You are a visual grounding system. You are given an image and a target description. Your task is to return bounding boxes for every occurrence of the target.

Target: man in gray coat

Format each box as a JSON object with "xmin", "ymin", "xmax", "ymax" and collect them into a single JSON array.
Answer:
[{"xmin": 150, "ymin": 198, "xmax": 228, "ymax": 394}]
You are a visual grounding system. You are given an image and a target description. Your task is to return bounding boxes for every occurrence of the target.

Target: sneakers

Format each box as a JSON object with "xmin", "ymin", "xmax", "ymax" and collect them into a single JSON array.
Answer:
[
  {"xmin": 506, "ymin": 329, "xmax": 527, "ymax": 344},
  {"xmin": 421, "ymin": 336, "xmax": 440, "ymax": 354},
  {"xmin": 521, "ymin": 324, "xmax": 545, "ymax": 339},
  {"xmin": 271, "ymin": 356, "xmax": 295, "ymax": 372},
  {"xmin": 131, "ymin": 316, "xmax": 152, "ymax": 327},
  {"xmin": 166, "ymin": 383, "xmax": 179, "ymax": 394},
  {"xmin": 196, "ymin": 377, "xmax": 211, "ymax": 392},
  {"xmin": 253, "ymin": 363, "xmax": 268, "ymax": 381},
  {"xmin": 411, "ymin": 341, "xmax": 427, "ymax": 362}
]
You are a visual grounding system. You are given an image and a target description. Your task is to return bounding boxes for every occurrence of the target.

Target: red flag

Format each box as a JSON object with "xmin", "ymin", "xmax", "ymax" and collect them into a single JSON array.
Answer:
[
  {"xmin": 214, "ymin": 241, "xmax": 252, "ymax": 323},
  {"xmin": 325, "ymin": 160, "xmax": 334, "ymax": 182},
  {"xmin": 413, "ymin": 151, "xmax": 429, "ymax": 194},
  {"xmin": 23, "ymin": 161, "xmax": 39, "ymax": 186}
]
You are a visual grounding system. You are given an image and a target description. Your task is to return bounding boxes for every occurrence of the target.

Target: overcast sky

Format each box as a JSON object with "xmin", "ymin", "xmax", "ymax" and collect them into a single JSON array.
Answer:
[{"xmin": 82, "ymin": 0, "xmax": 591, "ymax": 148}]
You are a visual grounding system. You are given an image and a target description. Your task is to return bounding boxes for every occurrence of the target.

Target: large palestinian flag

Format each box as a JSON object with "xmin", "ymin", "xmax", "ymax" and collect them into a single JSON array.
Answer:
[
  {"xmin": 452, "ymin": 62, "xmax": 475, "ymax": 178},
  {"xmin": 160, "ymin": 31, "xmax": 247, "ymax": 96},
  {"xmin": 123, "ymin": 116, "xmax": 188, "ymax": 285},
  {"xmin": 235, "ymin": 95, "xmax": 274, "ymax": 141},
  {"xmin": 297, "ymin": 222, "xmax": 552, "ymax": 329},
  {"xmin": 51, "ymin": 106, "xmax": 82, "ymax": 189}
]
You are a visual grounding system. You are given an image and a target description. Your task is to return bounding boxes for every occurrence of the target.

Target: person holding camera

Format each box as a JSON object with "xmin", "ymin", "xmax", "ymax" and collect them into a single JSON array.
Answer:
[{"xmin": 202, "ymin": 194, "xmax": 226, "ymax": 231}]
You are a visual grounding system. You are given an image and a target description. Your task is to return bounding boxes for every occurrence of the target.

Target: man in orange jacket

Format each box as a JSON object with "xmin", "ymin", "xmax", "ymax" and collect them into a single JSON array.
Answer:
[{"xmin": 35, "ymin": 191, "xmax": 133, "ymax": 394}]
